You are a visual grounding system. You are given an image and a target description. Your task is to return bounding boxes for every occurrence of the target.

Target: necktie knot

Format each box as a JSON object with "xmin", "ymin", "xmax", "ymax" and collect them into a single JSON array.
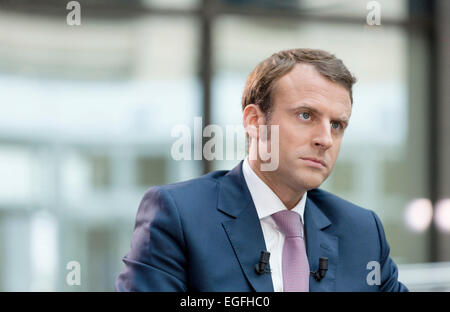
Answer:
[{"xmin": 271, "ymin": 210, "xmax": 303, "ymax": 238}]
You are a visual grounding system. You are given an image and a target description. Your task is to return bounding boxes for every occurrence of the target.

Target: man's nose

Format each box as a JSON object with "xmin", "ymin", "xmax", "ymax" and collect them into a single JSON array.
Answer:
[{"xmin": 312, "ymin": 121, "xmax": 333, "ymax": 150}]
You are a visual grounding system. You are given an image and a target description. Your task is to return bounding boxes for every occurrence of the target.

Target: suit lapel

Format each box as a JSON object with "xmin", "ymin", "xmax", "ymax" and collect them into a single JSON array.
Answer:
[
  {"xmin": 217, "ymin": 161, "xmax": 339, "ymax": 292},
  {"xmin": 304, "ymin": 195, "xmax": 339, "ymax": 291},
  {"xmin": 218, "ymin": 161, "xmax": 274, "ymax": 292}
]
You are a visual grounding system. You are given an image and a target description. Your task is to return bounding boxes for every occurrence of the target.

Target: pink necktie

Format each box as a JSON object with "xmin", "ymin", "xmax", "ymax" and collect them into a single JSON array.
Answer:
[{"xmin": 272, "ymin": 210, "xmax": 310, "ymax": 292}]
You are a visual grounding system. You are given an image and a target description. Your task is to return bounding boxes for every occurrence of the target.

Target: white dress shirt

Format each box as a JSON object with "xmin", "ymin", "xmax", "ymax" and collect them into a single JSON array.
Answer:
[{"xmin": 242, "ymin": 157, "xmax": 307, "ymax": 292}]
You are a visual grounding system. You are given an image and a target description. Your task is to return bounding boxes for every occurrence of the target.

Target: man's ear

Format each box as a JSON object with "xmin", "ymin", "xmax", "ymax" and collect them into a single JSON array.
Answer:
[{"xmin": 243, "ymin": 104, "xmax": 265, "ymax": 140}]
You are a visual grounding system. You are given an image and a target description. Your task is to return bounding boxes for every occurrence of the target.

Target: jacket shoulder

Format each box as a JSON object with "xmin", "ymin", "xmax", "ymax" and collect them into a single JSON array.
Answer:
[
  {"xmin": 155, "ymin": 169, "xmax": 227, "ymax": 193},
  {"xmin": 140, "ymin": 169, "xmax": 229, "ymax": 212},
  {"xmin": 308, "ymin": 188, "xmax": 376, "ymax": 226}
]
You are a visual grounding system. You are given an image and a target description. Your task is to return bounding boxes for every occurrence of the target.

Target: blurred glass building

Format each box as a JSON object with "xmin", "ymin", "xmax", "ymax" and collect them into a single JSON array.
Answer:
[{"xmin": 0, "ymin": 0, "xmax": 448, "ymax": 291}]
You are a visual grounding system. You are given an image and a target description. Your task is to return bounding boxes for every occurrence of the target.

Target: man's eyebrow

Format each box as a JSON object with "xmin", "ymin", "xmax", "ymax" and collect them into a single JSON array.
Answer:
[{"xmin": 291, "ymin": 104, "xmax": 350, "ymax": 124}]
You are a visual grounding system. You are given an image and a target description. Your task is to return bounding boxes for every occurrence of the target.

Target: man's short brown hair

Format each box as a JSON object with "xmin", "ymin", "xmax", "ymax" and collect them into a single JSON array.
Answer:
[{"xmin": 242, "ymin": 48, "xmax": 357, "ymax": 123}]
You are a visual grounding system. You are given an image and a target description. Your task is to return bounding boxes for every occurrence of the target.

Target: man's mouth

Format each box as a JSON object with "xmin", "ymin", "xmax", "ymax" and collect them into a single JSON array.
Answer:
[{"xmin": 300, "ymin": 157, "xmax": 326, "ymax": 168}]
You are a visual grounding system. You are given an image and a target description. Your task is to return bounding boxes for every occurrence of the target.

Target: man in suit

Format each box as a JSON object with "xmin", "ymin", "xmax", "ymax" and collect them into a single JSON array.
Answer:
[{"xmin": 115, "ymin": 48, "xmax": 408, "ymax": 292}]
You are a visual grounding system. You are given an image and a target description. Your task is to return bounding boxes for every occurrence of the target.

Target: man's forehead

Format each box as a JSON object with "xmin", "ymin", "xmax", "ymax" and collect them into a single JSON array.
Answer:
[
  {"xmin": 276, "ymin": 64, "xmax": 347, "ymax": 95},
  {"xmin": 272, "ymin": 64, "xmax": 352, "ymax": 114}
]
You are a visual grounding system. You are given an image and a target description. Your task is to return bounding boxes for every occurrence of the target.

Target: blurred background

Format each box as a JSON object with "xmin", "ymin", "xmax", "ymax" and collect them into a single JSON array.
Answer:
[{"xmin": 0, "ymin": 0, "xmax": 449, "ymax": 291}]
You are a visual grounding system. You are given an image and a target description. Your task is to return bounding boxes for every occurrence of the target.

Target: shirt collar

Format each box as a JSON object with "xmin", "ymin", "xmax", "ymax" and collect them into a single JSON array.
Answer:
[{"xmin": 242, "ymin": 157, "xmax": 307, "ymax": 222}]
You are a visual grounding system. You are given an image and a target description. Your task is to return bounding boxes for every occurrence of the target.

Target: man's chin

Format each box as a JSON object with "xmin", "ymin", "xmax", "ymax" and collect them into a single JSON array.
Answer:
[
  {"xmin": 304, "ymin": 183, "xmax": 322, "ymax": 191},
  {"xmin": 299, "ymin": 177, "xmax": 325, "ymax": 191}
]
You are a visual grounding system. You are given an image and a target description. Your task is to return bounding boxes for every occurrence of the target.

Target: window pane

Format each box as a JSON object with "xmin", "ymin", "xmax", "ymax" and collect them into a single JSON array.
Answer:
[
  {"xmin": 143, "ymin": 0, "xmax": 200, "ymax": 9},
  {"xmin": 0, "ymin": 12, "xmax": 201, "ymax": 290},
  {"xmin": 220, "ymin": 0, "xmax": 408, "ymax": 20}
]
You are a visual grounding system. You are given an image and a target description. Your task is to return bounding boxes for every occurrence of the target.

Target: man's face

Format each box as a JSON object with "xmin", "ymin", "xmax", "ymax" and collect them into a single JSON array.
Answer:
[{"xmin": 266, "ymin": 63, "xmax": 352, "ymax": 191}]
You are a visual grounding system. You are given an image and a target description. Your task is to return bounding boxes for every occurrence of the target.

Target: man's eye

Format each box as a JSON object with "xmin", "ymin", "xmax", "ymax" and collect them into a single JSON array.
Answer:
[
  {"xmin": 299, "ymin": 112, "xmax": 310, "ymax": 120},
  {"xmin": 331, "ymin": 122, "xmax": 341, "ymax": 129}
]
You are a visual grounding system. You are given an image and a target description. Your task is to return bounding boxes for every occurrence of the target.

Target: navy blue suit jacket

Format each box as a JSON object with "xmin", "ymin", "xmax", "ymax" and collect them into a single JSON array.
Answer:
[{"xmin": 115, "ymin": 161, "xmax": 408, "ymax": 292}]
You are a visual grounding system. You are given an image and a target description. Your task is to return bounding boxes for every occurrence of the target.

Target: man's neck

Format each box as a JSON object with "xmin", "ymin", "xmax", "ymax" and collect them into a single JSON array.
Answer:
[{"xmin": 248, "ymin": 158, "xmax": 305, "ymax": 210}]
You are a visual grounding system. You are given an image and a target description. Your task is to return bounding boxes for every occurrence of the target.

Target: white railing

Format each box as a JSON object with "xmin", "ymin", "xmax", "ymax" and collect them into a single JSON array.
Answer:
[{"xmin": 398, "ymin": 262, "xmax": 450, "ymax": 292}]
